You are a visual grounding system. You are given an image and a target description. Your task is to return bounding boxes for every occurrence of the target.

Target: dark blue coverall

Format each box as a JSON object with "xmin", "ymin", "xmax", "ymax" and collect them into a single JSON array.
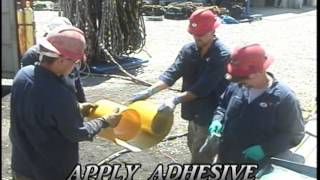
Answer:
[
  {"xmin": 159, "ymin": 38, "xmax": 230, "ymax": 162},
  {"xmin": 213, "ymin": 73, "xmax": 305, "ymax": 168},
  {"xmin": 160, "ymin": 38, "xmax": 230, "ymax": 126},
  {"xmin": 10, "ymin": 65, "xmax": 107, "ymax": 180}
]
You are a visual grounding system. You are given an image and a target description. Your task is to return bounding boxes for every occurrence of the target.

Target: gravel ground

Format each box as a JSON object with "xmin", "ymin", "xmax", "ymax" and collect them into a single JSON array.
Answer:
[{"xmin": 1, "ymin": 6, "xmax": 317, "ymax": 179}]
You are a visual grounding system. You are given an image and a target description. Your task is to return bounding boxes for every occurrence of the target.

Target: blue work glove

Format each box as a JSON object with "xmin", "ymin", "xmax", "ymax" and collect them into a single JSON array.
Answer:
[
  {"xmin": 208, "ymin": 120, "xmax": 223, "ymax": 136},
  {"xmin": 158, "ymin": 96, "xmax": 180, "ymax": 113},
  {"xmin": 100, "ymin": 108, "xmax": 122, "ymax": 128},
  {"xmin": 242, "ymin": 145, "xmax": 265, "ymax": 161},
  {"xmin": 128, "ymin": 88, "xmax": 153, "ymax": 103}
]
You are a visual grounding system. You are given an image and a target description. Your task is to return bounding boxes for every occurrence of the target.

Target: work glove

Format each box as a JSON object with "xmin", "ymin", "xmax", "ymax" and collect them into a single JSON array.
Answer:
[
  {"xmin": 199, "ymin": 133, "xmax": 220, "ymax": 154},
  {"xmin": 242, "ymin": 145, "xmax": 265, "ymax": 161},
  {"xmin": 151, "ymin": 101, "xmax": 175, "ymax": 134},
  {"xmin": 208, "ymin": 120, "xmax": 223, "ymax": 136},
  {"xmin": 101, "ymin": 108, "xmax": 122, "ymax": 128},
  {"xmin": 128, "ymin": 88, "xmax": 153, "ymax": 104},
  {"xmin": 199, "ymin": 119, "xmax": 223, "ymax": 154},
  {"xmin": 78, "ymin": 102, "xmax": 98, "ymax": 117},
  {"xmin": 158, "ymin": 96, "xmax": 180, "ymax": 113}
]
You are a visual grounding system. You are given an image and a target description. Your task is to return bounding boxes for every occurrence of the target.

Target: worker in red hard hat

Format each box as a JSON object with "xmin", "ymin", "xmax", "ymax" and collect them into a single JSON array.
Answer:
[
  {"xmin": 226, "ymin": 43, "xmax": 274, "ymax": 85},
  {"xmin": 129, "ymin": 9, "xmax": 231, "ymax": 163},
  {"xmin": 10, "ymin": 25, "xmax": 122, "ymax": 180},
  {"xmin": 202, "ymin": 44, "xmax": 305, "ymax": 177},
  {"xmin": 21, "ymin": 16, "xmax": 87, "ymax": 103},
  {"xmin": 188, "ymin": 8, "xmax": 220, "ymax": 36}
]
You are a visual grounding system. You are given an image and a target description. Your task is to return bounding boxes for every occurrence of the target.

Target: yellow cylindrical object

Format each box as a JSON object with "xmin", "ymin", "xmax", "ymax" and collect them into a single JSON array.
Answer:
[
  {"xmin": 87, "ymin": 99, "xmax": 141, "ymax": 141},
  {"xmin": 24, "ymin": 1, "xmax": 35, "ymax": 49},
  {"xmin": 87, "ymin": 99, "xmax": 174, "ymax": 150},
  {"xmin": 17, "ymin": 2, "xmax": 26, "ymax": 55},
  {"xmin": 128, "ymin": 101, "xmax": 173, "ymax": 136},
  {"xmin": 127, "ymin": 100, "xmax": 174, "ymax": 149}
]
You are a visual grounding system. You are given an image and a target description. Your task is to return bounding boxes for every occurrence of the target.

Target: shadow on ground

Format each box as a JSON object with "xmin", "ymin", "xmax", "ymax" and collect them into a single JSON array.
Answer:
[{"xmin": 2, "ymin": 86, "xmax": 11, "ymax": 97}]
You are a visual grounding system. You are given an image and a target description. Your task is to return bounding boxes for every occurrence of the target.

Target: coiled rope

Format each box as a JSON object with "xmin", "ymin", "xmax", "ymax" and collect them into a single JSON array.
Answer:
[{"xmin": 60, "ymin": 0, "xmax": 146, "ymax": 64}]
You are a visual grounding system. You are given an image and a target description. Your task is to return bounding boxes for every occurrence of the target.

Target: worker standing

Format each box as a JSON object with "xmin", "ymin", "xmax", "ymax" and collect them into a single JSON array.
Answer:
[
  {"xmin": 204, "ymin": 44, "xmax": 305, "ymax": 173},
  {"xmin": 20, "ymin": 16, "xmax": 87, "ymax": 103},
  {"xmin": 10, "ymin": 25, "xmax": 121, "ymax": 180},
  {"xmin": 129, "ymin": 9, "xmax": 230, "ymax": 163}
]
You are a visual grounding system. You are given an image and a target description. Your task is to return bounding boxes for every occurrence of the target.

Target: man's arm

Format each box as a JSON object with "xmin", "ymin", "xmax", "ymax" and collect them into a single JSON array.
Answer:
[
  {"xmin": 53, "ymin": 95, "xmax": 116, "ymax": 142},
  {"xmin": 20, "ymin": 45, "xmax": 40, "ymax": 67},
  {"xmin": 148, "ymin": 80, "xmax": 170, "ymax": 95},
  {"xmin": 199, "ymin": 86, "xmax": 232, "ymax": 153},
  {"xmin": 158, "ymin": 50, "xmax": 184, "ymax": 87},
  {"xmin": 261, "ymin": 94, "xmax": 305, "ymax": 157},
  {"xmin": 128, "ymin": 80, "xmax": 169, "ymax": 103},
  {"xmin": 211, "ymin": 84, "xmax": 234, "ymax": 123},
  {"xmin": 158, "ymin": 48, "xmax": 229, "ymax": 107},
  {"xmin": 129, "ymin": 50, "xmax": 184, "ymax": 103},
  {"xmin": 173, "ymin": 91, "xmax": 197, "ymax": 103},
  {"xmin": 74, "ymin": 74, "xmax": 86, "ymax": 103},
  {"xmin": 73, "ymin": 65, "xmax": 86, "ymax": 102}
]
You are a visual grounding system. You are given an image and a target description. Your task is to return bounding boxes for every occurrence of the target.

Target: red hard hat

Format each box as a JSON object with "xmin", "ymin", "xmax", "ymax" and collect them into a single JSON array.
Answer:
[
  {"xmin": 188, "ymin": 9, "xmax": 220, "ymax": 37},
  {"xmin": 39, "ymin": 25, "xmax": 86, "ymax": 61},
  {"xmin": 227, "ymin": 44, "xmax": 274, "ymax": 77}
]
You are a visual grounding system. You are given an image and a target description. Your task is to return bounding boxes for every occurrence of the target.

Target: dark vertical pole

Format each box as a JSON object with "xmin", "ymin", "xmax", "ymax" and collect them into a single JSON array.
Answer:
[
  {"xmin": 29, "ymin": 0, "xmax": 33, "ymax": 9},
  {"xmin": 246, "ymin": 0, "xmax": 250, "ymax": 16}
]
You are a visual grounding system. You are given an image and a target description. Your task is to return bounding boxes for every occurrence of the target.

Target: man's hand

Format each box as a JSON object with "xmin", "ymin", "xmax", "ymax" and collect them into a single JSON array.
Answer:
[
  {"xmin": 128, "ymin": 88, "xmax": 153, "ymax": 104},
  {"xmin": 101, "ymin": 108, "xmax": 122, "ymax": 128},
  {"xmin": 242, "ymin": 145, "xmax": 265, "ymax": 161},
  {"xmin": 199, "ymin": 120, "xmax": 222, "ymax": 154},
  {"xmin": 158, "ymin": 96, "xmax": 180, "ymax": 113},
  {"xmin": 199, "ymin": 134, "xmax": 220, "ymax": 153},
  {"xmin": 78, "ymin": 102, "xmax": 98, "ymax": 117},
  {"xmin": 208, "ymin": 120, "xmax": 223, "ymax": 136}
]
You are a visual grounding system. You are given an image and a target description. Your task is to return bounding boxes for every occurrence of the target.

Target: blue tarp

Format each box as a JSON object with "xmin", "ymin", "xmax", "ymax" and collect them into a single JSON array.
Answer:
[
  {"xmin": 89, "ymin": 57, "xmax": 149, "ymax": 74},
  {"xmin": 219, "ymin": 15, "xmax": 240, "ymax": 24},
  {"xmin": 218, "ymin": 14, "xmax": 263, "ymax": 24}
]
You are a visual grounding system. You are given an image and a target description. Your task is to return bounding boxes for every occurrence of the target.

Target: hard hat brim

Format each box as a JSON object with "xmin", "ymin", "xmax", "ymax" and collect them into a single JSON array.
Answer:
[
  {"xmin": 38, "ymin": 38, "xmax": 61, "ymax": 56},
  {"xmin": 227, "ymin": 55, "xmax": 274, "ymax": 77}
]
